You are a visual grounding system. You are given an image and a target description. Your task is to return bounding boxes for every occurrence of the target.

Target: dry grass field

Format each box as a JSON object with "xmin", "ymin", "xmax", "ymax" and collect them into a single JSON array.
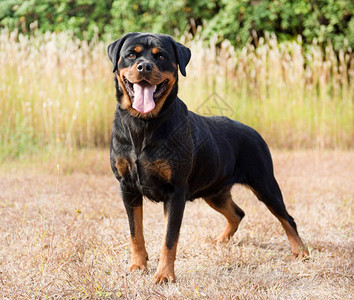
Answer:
[{"xmin": 0, "ymin": 150, "xmax": 352, "ymax": 299}]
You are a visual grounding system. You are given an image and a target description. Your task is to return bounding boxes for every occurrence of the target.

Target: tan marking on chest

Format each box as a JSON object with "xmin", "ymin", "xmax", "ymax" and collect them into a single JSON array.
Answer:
[
  {"xmin": 115, "ymin": 157, "xmax": 130, "ymax": 177},
  {"xmin": 143, "ymin": 159, "xmax": 172, "ymax": 182}
]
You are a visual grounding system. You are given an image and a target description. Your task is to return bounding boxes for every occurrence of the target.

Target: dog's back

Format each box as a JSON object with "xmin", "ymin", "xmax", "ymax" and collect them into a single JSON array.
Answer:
[{"xmin": 187, "ymin": 109, "xmax": 273, "ymax": 199}]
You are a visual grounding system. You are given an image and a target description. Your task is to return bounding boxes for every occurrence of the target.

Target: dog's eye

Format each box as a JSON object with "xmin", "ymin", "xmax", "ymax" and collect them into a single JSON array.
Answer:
[
  {"xmin": 127, "ymin": 53, "xmax": 136, "ymax": 59},
  {"xmin": 158, "ymin": 55, "xmax": 166, "ymax": 61}
]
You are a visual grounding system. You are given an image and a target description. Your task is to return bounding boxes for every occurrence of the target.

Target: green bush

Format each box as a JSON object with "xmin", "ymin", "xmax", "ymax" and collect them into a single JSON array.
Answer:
[
  {"xmin": 0, "ymin": 0, "xmax": 353, "ymax": 49},
  {"xmin": 0, "ymin": 0, "xmax": 114, "ymax": 40},
  {"xmin": 204, "ymin": 0, "xmax": 353, "ymax": 50}
]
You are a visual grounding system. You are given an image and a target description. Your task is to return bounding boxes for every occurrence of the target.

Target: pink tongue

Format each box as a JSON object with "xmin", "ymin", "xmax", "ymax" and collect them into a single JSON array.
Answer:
[{"xmin": 132, "ymin": 83, "xmax": 156, "ymax": 114}]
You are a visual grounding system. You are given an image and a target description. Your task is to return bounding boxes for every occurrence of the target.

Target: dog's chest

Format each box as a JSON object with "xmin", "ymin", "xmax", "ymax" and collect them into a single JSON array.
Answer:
[
  {"xmin": 111, "ymin": 115, "xmax": 194, "ymax": 199},
  {"xmin": 114, "ymin": 148, "xmax": 175, "ymax": 200},
  {"xmin": 115, "ymin": 154, "xmax": 172, "ymax": 182}
]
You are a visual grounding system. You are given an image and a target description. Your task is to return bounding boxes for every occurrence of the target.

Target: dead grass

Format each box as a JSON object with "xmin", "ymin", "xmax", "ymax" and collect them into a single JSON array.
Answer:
[
  {"xmin": 1, "ymin": 29, "xmax": 353, "ymax": 157},
  {"xmin": 0, "ymin": 150, "xmax": 353, "ymax": 299}
]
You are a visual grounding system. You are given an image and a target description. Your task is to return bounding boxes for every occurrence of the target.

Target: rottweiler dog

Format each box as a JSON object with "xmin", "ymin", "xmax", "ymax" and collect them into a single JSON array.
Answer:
[{"xmin": 107, "ymin": 33, "xmax": 309, "ymax": 284}]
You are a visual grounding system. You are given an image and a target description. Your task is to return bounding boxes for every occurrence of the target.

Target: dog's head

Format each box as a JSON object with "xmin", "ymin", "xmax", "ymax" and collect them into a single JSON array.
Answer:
[{"xmin": 107, "ymin": 33, "xmax": 191, "ymax": 118}]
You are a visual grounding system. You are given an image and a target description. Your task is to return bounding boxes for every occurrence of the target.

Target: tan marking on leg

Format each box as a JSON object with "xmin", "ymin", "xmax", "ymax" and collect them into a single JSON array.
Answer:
[
  {"xmin": 129, "ymin": 206, "xmax": 148, "ymax": 271},
  {"xmin": 153, "ymin": 205, "xmax": 180, "ymax": 284},
  {"xmin": 143, "ymin": 159, "xmax": 172, "ymax": 182},
  {"xmin": 247, "ymin": 185, "xmax": 309, "ymax": 258},
  {"xmin": 153, "ymin": 242, "xmax": 177, "ymax": 284},
  {"xmin": 279, "ymin": 217, "xmax": 309, "ymax": 258},
  {"xmin": 205, "ymin": 194, "xmax": 243, "ymax": 243},
  {"xmin": 115, "ymin": 157, "xmax": 129, "ymax": 177}
]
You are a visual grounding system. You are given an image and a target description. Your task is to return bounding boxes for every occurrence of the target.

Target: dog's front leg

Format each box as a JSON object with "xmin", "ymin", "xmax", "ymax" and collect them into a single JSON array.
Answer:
[
  {"xmin": 122, "ymin": 190, "xmax": 148, "ymax": 272},
  {"xmin": 153, "ymin": 189, "xmax": 186, "ymax": 284}
]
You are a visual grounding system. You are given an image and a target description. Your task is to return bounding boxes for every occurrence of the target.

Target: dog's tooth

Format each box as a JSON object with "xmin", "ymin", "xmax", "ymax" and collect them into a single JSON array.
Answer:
[{"xmin": 154, "ymin": 85, "xmax": 157, "ymax": 92}]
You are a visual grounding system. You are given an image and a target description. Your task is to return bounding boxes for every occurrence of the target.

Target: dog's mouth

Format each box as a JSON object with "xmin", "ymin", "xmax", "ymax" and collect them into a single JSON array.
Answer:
[{"xmin": 123, "ymin": 77, "xmax": 169, "ymax": 114}]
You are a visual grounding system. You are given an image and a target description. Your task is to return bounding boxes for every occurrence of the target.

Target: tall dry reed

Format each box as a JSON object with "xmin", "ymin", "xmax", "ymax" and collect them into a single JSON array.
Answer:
[
  {"xmin": 0, "ymin": 29, "xmax": 352, "ymax": 160},
  {"xmin": 180, "ymin": 32, "xmax": 353, "ymax": 148},
  {"xmin": 0, "ymin": 29, "xmax": 113, "ymax": 159}
]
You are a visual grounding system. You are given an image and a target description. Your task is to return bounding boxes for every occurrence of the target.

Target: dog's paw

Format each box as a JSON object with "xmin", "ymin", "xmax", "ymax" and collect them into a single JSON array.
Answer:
[
  {"xmin": 129, "ymin": 254, "xmax": 148, "ymax": 272},
  {"xmin": 152, "ymin": 270, "xmax": 175, "ymax": 284},
  {"xmin": 129, "ymin": 262, "xmax": 148, "ymax": 272},
  {"xmin": 214, "ymin": 235, "xmax": 230, "ymax": 244},
  {"xmin": 213, "ymin": 231, "xmax": 234, "ymax": 244},
  {"xmin": 292, "ymin": 247, "xmax": 310, "ymax": 260},
  {"xmin": 213, "ymin": 224, "xmax": 237, "ymax": 244},
  {"xmin": 152, "ymin": 260, "xmax": 176, "ymax": 284}
]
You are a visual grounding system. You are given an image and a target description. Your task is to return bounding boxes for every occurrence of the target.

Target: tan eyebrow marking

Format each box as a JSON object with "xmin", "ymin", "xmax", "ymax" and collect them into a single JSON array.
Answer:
[
  {"xmin": 152, "ymin": 47, "xmax": 160, "ymax": 54},
  {"xmin": 134, "ymin": 46, "xmax": 143, "ymax": 53}
]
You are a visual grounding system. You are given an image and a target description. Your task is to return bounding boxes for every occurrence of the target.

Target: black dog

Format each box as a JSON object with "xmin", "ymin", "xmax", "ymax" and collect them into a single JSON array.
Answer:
[{"xmin": 107, "ymin": 33, "xmax": 308, "ymax": 284}]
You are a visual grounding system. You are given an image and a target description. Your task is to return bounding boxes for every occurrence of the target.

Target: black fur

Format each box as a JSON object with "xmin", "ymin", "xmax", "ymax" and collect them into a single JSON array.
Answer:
[{"xmin": 107, "ymin": 33, "xmax": 307, "ymax": 282}]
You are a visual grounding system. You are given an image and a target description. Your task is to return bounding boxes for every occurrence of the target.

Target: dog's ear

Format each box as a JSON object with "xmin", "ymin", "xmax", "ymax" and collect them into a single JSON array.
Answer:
[
  {"xmin": 170, "ymin": 38, "xmax": 191, "ymax": 77},
  {"xmin": 107, "ymin": 33, "xmax": 138, "ymax": 73}
]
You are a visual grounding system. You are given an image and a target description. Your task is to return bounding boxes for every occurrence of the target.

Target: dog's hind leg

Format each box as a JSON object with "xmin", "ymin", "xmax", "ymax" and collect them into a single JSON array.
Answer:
[
  {"xmin": 204, "ymin": 189, "xmax": 245, "ymax": 243},
  {"xmin": 248, "ymin": 175, "xmax": 309, "ymax": 258}
]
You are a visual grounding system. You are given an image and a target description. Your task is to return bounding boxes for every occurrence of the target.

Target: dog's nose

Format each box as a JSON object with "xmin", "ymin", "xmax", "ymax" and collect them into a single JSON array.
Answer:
[{"xmin": 137, "ymin": 62, "xmax": 153, "ymax": 74}]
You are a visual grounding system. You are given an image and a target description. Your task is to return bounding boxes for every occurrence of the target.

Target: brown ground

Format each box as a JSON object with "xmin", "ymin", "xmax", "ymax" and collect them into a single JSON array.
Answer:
[{"xmin": 0, "ymin": 150, "xmax": 353, "ymax": 299}]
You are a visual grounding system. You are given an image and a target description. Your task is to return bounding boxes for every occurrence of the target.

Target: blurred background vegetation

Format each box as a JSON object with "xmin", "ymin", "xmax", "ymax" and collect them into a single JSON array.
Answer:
[
  {"xmin": 0, "ymin": 0, "xmax": 353, "ymax": 161},
  {"xmin": 1, "ymin": 0, "xmax": 353, "ymax": 49}
]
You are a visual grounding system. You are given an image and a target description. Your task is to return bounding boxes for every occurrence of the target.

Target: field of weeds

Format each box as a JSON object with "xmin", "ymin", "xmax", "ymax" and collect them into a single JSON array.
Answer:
[
  {"xmin": 0, "ymin": 150, "xmax": 353, "ymax": 299},
  {"xmin": 0, "ymin": 29, "xmax": 353, "ymax": 161}
]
